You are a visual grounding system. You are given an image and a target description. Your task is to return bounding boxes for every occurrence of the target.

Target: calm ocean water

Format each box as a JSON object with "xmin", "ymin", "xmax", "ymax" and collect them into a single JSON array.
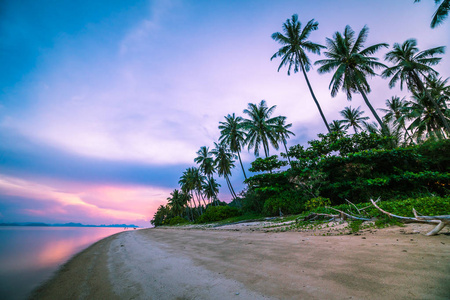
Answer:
[{"xmin": 0, "ymin": 226, "xmax": 128, "ymax": 300}]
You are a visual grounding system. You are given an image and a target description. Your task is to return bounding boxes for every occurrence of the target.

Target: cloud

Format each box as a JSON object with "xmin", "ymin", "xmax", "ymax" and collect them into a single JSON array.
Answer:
[{"xmin": 0, "ymin": 174, "xmax": 169, "ymax": 226}]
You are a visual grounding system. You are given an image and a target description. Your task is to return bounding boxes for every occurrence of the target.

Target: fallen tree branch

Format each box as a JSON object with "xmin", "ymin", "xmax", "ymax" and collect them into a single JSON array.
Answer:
[
  {"xmin": 325, "ymin": 206, "xmax": 372, "ymax": 221},
  {"xmin": 370, "ymin": 198, "xmax": 450, "ymax": 236}
]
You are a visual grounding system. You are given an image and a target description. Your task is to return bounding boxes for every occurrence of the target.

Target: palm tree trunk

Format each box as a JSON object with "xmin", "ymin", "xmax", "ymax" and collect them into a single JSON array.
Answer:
[
  {"xmin": 283, "ymin": 139, "xmax": 291, "ymax": 164},
  {"xmin": 413, "ymin": 73, "xmax": 450, "ymax": 133},
  {"xmin": 356, "ymin": 84, "xmax": 389, "ymax": 133},
  {"xmin": 237, "ymin": 151, "xmax": 247, "ymax": 180},
  {"xmin": 225, "ymin": 175, "xmax": 237, "ymax": 199},
  {"xmin": 300, "ymin": 63, "xmax": 331, "ymax": 133}
]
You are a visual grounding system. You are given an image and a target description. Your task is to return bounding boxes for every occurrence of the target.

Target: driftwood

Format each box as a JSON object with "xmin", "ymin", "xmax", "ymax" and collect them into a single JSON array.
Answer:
[
  {"xmin": 370, "ymin": 198, "xmax": 450, "ymax": 236},
  {"xmin": 325, "ymin": 206, "xmax": 372, "ymax": 221}
]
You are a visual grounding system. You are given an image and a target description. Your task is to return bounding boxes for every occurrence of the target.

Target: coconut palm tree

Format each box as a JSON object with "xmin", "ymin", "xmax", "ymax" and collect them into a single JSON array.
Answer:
[
  {"xmin": 179, "ymin": 167, "xmax": 205, "ymax": 215},
  {"xmin": 407, "ymin": 91, "xmax": 450, "ymax": 140},
  {"xmin": 202, "ymin": 177, "xmax": 220, "ymax": 206},
  {"xmin": 194, "ymin": 146, "xmax": 217, "ymax": 204},
  {"xmin": 271, "ymin": 14, "xmax": 330, "ymax": 133},
  {"xmin": 340, "ymin": 106, "xmax": 370, "ymax": 134},
  {"xmin": 242, "ymin": 100, "xmax": 282, "ymax": 158},
  {"xmin": 381, "ymin": 39, "xmax": 449, "ymax": 132},
  {"xmin": 414, "ymin": 0, "xmax": 450, "ymax": 28},
  {"xmin": 274, "ymin": 117, "xmax": 295, "ymax": 163},
  {"xmin": 329, "ymin": 120, "xmax": 347, "ymax": 134},
  {"xmin": 167, "ymin": 189, "xmax": 187, "ymax": 217},
  {"xmin": 211, "ymin": 142, "xmax": 238, "ymax": 200},
  {"xmin": 219, "ymin": 113, "xmax": 247, "ymax": 180},
  {"xmin": 379, "ymin": 96, "xmax": 413, "ymax": 141},
  {"xmin": 315, "ymin": 25, "xmax": 389, "ymax": 133}
]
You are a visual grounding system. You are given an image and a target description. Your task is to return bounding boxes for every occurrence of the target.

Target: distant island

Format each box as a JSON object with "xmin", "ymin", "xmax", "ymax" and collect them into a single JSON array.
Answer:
[{"xmin": 0, "ymin": 222, "xmax": 139, "ymax": 228}]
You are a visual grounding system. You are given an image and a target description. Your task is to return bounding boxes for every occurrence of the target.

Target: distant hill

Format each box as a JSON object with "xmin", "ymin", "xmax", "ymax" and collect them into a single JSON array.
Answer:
[{"xmin": 0, "ymin": 222, "xmax": 139, "ymax": 228}]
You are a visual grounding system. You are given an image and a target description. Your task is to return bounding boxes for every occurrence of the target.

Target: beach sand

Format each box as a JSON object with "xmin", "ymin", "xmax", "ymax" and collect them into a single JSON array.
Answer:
[{"xmin": 31, "ymin": 224, "xmax": 450, "ymax": 299}]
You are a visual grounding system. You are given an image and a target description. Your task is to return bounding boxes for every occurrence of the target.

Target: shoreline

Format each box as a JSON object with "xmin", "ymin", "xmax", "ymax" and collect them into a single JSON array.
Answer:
[{"xmin": 31, "ymin": 225, "xmax": 450, "ymax": 299}]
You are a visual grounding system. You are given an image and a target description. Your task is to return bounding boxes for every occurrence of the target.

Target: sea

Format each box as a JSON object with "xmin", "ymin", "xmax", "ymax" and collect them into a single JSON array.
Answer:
[{"xmin": 0, "ymin": 226, "xmax": 130, "ymax": 300}]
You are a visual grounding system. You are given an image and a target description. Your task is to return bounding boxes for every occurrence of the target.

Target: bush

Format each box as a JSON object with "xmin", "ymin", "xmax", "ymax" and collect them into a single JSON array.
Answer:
[
  {"xmin": 263, "ymin": 190, "xmax": 306, "ymax": 216},
  {"xmin": 305, "ymin": 197, "xmax": 331, "ymax": 211},
  {"xmin": 167, "ymin": 216, "xmax": 189, "ymax": 226},
  {"xmin": 195, "ymin": 206, "xmax": 241, "ymax": 223}
]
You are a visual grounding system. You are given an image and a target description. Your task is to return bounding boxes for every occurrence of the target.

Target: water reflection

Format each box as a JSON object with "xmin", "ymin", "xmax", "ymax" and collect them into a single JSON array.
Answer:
[{"xmin": 0, "ymin": 227, "xmax": 127, "ymax": 300}]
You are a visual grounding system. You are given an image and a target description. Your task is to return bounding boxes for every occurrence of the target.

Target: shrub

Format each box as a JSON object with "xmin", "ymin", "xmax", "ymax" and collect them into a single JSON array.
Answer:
[
  {"xmin": 195, "ymin": 206, "xmax": 241, "ymax": 223},
  {"xmin": 305, "ymin": 197, "xmax": 331, "ymax": 211},
  {"xmin": 263, "ymin": 190, "xmax": 306, "ymax": 216},
  {"xmin": 167, "ymin": 216, "xmax": 189, "ymax": 226}
]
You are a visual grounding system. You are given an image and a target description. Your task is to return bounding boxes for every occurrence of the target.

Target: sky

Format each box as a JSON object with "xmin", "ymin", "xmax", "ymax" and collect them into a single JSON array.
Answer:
[{"xmin": 0, "ymin": 0, "xmax": 449, "ymax": 227}]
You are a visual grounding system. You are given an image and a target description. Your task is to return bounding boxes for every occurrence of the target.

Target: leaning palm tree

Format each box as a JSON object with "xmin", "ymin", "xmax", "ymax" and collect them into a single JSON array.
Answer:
[
  {"xmin": 381, "ymin": 39, "xmax": 449, "ymax": 132},
  {"xmin": 329, "ymin": 120, "xmax": 347, "ymax": 134},
  {"xmin": 194, "ymin": 146, "xmax": 217, "ymax": 204},
  {"xmin": 340, "ymin": 106, "xmax": 370, "ymax": 134},
  {"xmin": 414, "ymin": 0, "xmax": 450, "ymax": 28},
  {"xmin": 242, "ymin": 100, "xmax": 282, "ymax": 158},
  {"xmin": 274, "ymin": 117, "xmax": 295, "ymax": 163},
  {"xmin": 315, "ymin": 25, "xmax": 389, "ymax": 133},
  {"xmin": 179, "ymin": 167, "xmax": 205, "ymax": 215},
  {"xmin": 271, "ymin": 14, "xmax": 330, "ymax": 133},
  {"xmin": 219, "ymin": 113, "xmax": 247, "ymax": 180},
  {"xmin": 211, "ymin": 142, "xmax": 238, "ymax": 200}
]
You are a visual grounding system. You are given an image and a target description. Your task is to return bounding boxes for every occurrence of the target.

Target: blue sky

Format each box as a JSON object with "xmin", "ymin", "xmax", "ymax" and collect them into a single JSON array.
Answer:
[{"xmin": 0, "ymin": 0, "xmax": 448, "ymax": 227}]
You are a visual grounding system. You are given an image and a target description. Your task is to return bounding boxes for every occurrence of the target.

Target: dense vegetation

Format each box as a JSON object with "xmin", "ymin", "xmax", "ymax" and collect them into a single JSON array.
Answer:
[{"xmin": 151, "ymin": 9, "xmax": 449, "ymax": 227}]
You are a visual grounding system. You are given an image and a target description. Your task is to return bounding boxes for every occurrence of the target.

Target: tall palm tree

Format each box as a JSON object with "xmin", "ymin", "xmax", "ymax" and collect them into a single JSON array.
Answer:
[
  {"xmin": 219, "ymin": 113, "xmax": 247, "ymax": 180},
  {"xmin": 274, "ymin": 117, "xmax": 295, "ymax": 163},
  {"xmin": 329, "ymin": 120, "xmax": 347, "ymax": 134},
  {"xmin": 414, "ymin": 0, "xmax": 450, "ymax": 28},
  {"xmin": 271, "ymin": 14, "xmax": 330, "ymax": 133},
  {"xmin": 315, "ymin": 25, "xmax": 389, "ymax": 133},
  {"xmin": 194, "ymin": 146, "xmax": 217, "ymax": 204},
  {"xmin": 202, "ymin": 177, "xmax": 220, "ymax": 206},
  {"xmin": 242, "ymin": 100, "xmax": 282, "ymax": 158},
  {"xmin": 179, "ymin": 167, "xmax": 205, "ymax": 214},
  {"xmin": 211, "ymin": 142, "xmax": 238, "ymax": 200},
  {"xmin": 339, "ymin": 106, "xmax": 370, "ymax": 133},
  {"xmin": 381, "ymin": 39, "xmax": 449, "ymax": 132},
  {"xmin": 379, "ymin": 96, "xmax": 412, "ymax": 141}
]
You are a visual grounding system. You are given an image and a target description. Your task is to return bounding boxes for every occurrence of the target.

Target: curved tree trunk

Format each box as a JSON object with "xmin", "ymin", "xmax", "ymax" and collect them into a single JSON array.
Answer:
[
  {"xmin": 283, "ymin": 139, "xmax": 291, "ymax": 164},
  {"xmin": 300, "ymin": 63, "xmax": 331, "ymax": 133},
  {"xmin": 356, "ymin": 84, "xmax": 389, "ymax": 134},
  {"xmin": 237, "ymin": 151, "xmax": 247, "ymax": 180}
]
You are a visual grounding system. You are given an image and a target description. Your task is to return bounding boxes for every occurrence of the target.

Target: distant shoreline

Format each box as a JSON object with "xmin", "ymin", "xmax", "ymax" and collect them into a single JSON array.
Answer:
[{"xmin": 0, "ymin": 222, "xmax": 139, "ymax": 228}]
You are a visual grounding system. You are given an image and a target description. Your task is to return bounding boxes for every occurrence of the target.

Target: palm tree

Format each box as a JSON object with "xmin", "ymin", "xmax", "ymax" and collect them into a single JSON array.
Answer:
[
  {"xmin": 274, "ymin": 117, "xmax": 295, "ymax": 163},
  {"xmin": 202, "ymin": 177, "xmax": 220, "ymax": 206},
  {"xmin": 211, "ymin": 142, "xmax": 238, "ymax": 200},
  {"xmin": 381, "ymin": 39, "xmax": 449, "ymax": 132},
  {"xmin": 167, "ymin": 189, "xmax": 187, "ymax": 217},
  {"xmin": 329, "ymin": 120, "xmax": 347, "ymax": 134},
  {"xmin": 414, "ymin": 0, "xmax": 450, "ymax": 28},
  {"xmin": 315, "ymin": 25, "xmax": 389, "ymax": 133},
  {"xmin": 194, "ymin": 146, "xmax": 217, "ymax": 204},
  {"xmin": 339, "ymin": 106, "xmax": 370, "ymax": 133},
  {"xmin": 271, "ymin": 14, "xmax": 330, "ymax": 133},
  {"xmin": 219, "ymin": 113, "xmax": 247, "ymax": 180},
  {"xmin": 242, "ymin": 100, "xmax": 282, "ymax": 158},
  {"xmin": 379, "ymin": 96, "xmax": 413, "ymax": 141},
  {"xmin": 407, "ymin": 91, "xmax": 450, "ymax": 140},
  {"xmin": 179, "ymin": 167, "xmax": 205, "ymax": 215}
]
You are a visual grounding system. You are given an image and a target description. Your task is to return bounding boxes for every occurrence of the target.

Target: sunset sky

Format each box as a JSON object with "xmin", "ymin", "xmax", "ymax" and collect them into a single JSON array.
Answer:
[{"xmin": 1, "ymin": 0, "xmax": 449, "ymax": 227}]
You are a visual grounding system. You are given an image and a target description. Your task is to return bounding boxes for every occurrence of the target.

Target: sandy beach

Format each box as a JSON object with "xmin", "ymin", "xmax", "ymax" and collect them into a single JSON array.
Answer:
[{"xmin": 31, "ymin": 224, "xmax": 450, "ymax": 300}]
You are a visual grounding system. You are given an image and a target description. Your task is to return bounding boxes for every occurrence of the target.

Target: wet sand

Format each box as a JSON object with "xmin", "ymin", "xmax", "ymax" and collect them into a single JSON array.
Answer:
[{"xmin": 31, "ymin": 225, "xmax": 450, "ymax": 299}]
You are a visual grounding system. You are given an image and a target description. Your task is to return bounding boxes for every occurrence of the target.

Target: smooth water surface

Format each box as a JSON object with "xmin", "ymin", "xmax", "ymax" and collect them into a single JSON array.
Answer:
[{"xmin": 0, "ymin": 226, "xmax": 127, "ymax": 300}]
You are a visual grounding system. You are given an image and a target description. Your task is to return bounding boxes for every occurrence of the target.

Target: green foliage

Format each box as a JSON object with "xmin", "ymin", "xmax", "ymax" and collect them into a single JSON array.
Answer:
[
  {"xmin": 263, "ymin": 190, "xmax": 305, "ymax": 216},
  {"xmin": 249, "ymin": 155, "xmax": 288, "ymax": 173},
  {"xmin": 167, "ymin": 216, "xmax": 189, "ymax": 226},
  {"xmin": 195, "ymin": 206, "xmax": 241, "ymax": 224},
  {"xmin": 305, "ymin": 197, "xmax": 331, "ymax": 211},
  {"xmin": 348, "ymin": 220, "xmax": 363, "ymax": 233}
]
